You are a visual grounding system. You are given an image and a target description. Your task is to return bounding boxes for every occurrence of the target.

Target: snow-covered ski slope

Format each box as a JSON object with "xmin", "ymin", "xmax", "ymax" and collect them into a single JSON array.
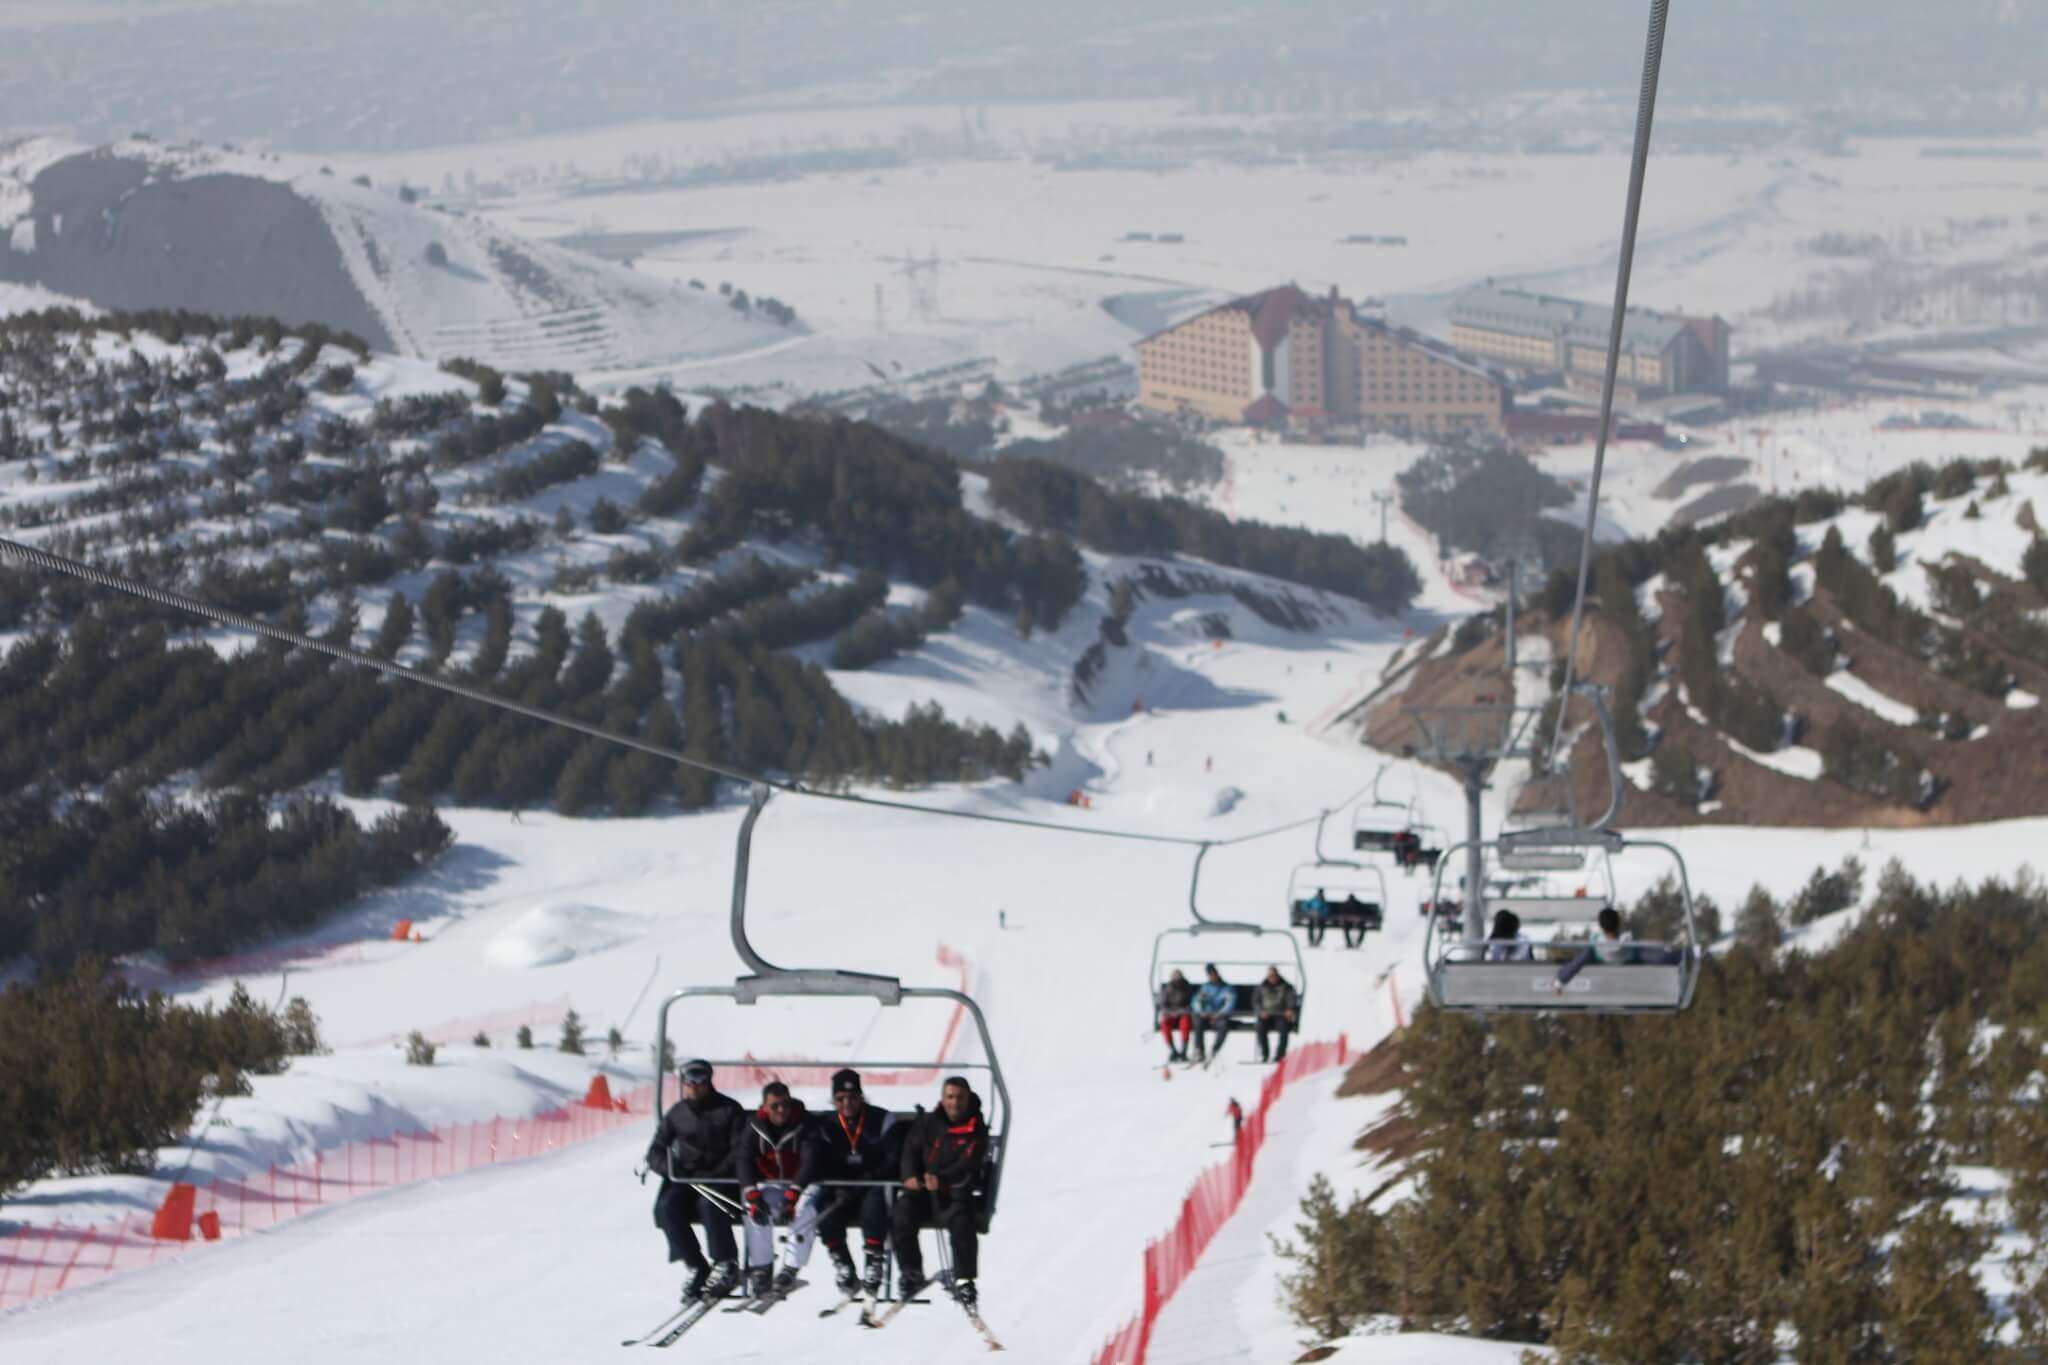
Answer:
[
  {"xmin": 0, "ymin": 136, "xmax": 791, "ymax": 375},
  {"xmin": 8, "ymin": 609, "xmax": 2047, "ymax": 1362}
]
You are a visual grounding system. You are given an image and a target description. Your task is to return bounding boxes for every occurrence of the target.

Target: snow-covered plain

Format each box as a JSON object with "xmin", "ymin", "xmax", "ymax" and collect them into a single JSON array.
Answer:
[{"xmin": 319, "ymin": 107, "xmax": 2048, "ymax": 401}]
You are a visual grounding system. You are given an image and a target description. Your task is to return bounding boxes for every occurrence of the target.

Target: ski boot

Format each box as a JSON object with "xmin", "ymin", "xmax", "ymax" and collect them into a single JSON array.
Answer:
[
  {"xmin": 826, "ymin": 1243, "xmax": 860, "ymax": 1297},
  {"xmin": 769, "ymin": 1266, "xmax": 799, "ymax": 1297},
  {"xmin": 681, "ymin": 1263, "xmax": 712, "ymax": 1302},
  {"xmin": 745, "ymin": 1265, "xmax": 772, "ymax": 1301},
  {"xmin": 862, "ymin": 1240, "xmax": 887, "ymax": 1299},
  {"xmin": 896, "ymin": 1267, "xmax": 931, "ymax": 1302},
  {"xmin": 953, "ymin": 1277, "xmax": 978, "ymax": 1310},
  {"xmin": 700, "ymin": 1260, "xmax": 740, "ymax": 1300}
]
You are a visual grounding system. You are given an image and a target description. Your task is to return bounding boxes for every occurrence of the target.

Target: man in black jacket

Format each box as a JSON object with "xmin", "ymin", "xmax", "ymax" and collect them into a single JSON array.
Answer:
[
  {"xmin": 891, "ymin": 1075, "xmax": 990, "ymax": 1310},
  {"xmin": 813, "ymin": 1067, "xmax": 900, "ymax": 1299},
  {"xmin": 647, "ymin": 1058, "xmax": 745, "ymax": 1302},
  {"xmin": 734, "ymin": 1081, "xmax": 823, "ymax": 1299}
]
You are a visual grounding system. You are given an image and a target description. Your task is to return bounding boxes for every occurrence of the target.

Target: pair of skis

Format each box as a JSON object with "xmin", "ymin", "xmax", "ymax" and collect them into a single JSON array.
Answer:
[
  {"xmin": 618, "ymin": 1277, "xmax": 804, "ymax": 1349},
  {"xmin": 860, "ymin": 1270, "xmax": 1004, "ymax": 1351}
]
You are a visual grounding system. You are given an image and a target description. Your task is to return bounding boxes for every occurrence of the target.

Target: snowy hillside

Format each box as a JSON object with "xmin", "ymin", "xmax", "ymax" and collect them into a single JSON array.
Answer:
[{"xmin": 0, "ymin": 137, "xmax": 793, "ymax": 375}]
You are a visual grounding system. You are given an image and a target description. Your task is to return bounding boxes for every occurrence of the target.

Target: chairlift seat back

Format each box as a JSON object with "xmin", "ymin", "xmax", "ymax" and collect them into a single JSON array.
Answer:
[
  {"xmin": 1430, "ymin": 957, "xmax": 1692, "ymax": 1013},
  {"xmin": 1498, "ymin": 849, "xmax": 1586, "ymax": 872},
  {"xmin": 1290, "ymin": 899, "xmax": 1383, "ymax": 928},
  {"xmin": 1487, "ymin": 895, "xmax": 1611, "ymax": 924}
]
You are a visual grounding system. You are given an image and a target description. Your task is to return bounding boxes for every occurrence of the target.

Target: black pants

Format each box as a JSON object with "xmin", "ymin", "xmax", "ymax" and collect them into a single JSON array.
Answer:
[
  {"xmin": 815, "ymin": 1185, "xmax": 889, "ymax": 1253},
  {"xmin": 654, "ymin": 1180, "xmax": 737, "ymax": 1268},
  {"xmin": 1255, "ymin": 1014, "xmax": 1293, "ymax": 1061},
  {"xmin": 892, "ymin": 1185, "xmax": 979, "ymax": 1280},
  {"xmin": 1196, "ymin": 1013, "xmax": 1231, "ymax": 1058}
]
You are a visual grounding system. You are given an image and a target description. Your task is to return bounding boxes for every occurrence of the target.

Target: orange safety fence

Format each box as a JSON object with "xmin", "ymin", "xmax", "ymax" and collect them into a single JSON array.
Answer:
[
  {"xmin": 2, "ymin": 945, "xmax": 978, "ymax": 1314},
  {"xmin": 0, "ymin": 1082, "xmax": 654, "ymax": 1313},
  {"xmin": 1089, "ymin": 1033, "xmax": 1351, "ymax": 1365}
]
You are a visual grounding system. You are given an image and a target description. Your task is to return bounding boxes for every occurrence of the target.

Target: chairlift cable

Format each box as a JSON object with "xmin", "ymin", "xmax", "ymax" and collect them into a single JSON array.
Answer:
[
  {"xmin": 1545, "ymin": 0, "xmax": 1671, "ymax": 771},
  {"xmin": 0, "ymin": 533, "xmax": 1368, "ymax": 851}
]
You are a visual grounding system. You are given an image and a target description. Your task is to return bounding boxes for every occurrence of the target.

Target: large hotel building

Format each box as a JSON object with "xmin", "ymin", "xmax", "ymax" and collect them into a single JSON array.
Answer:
[
  {"xmin": 1447, "ymin": 282, "xmax": 1730, "ymax": 396},
  {"xmin": 1135, "ymin": 284, "xmax": 1506, "ymax": 437}
]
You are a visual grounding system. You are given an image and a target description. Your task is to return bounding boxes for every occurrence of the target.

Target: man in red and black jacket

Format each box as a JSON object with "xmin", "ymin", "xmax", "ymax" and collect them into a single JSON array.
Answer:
[
  {"xmin": 733, "ymin": 1081, "xmax": 823, "ymax": 1299},
  {"xmin": 891, "ymin": 1075, "xmax": 990, "ymax": 1310}
]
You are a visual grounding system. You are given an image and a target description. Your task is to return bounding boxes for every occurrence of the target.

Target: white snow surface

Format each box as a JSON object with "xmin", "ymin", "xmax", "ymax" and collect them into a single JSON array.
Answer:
[
  {"xmin": 6, "ymin": 606, "xmax": 2046, "ymax": 1361},
  {"xmin": 0, "ymin": 136, "xmax": 790, "ymax": 375},
  {"xmin": 1824, "ymin": 668, "xmax": 1921, "ymax": 727}
]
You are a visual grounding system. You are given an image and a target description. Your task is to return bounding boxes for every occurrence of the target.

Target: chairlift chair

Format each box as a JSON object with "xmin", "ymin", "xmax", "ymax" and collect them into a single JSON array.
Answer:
[
  {"xmin": 1284, "ymin": 861, "xmax": 1387, "ymax": 948},
  {"xmin": 1423, "ymin": 830, "xmax": 1701, "ymax": 1015},
  {"xmin": 1151, "ymin": 842, "xmax": 1309, "ymax": 1033},
  {"xmin": 653, "ymin": 784, "xmax": 1012, "ymax": 1234}
]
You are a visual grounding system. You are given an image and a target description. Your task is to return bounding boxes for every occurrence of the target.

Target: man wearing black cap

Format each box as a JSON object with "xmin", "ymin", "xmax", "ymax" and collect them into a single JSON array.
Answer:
[
  {"xmin": 813, "ymin": 1068, "xmax": 900, "ymax": 1300},
  {"xmin": 647, "ymin": 1059, "xmax": 746, "ymax": 1302}
]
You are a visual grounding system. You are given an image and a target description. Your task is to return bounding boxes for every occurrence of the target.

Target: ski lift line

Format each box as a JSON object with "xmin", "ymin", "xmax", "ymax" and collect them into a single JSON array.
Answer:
[
  {"xmin": 0, "ymin": 534, "xmax": 1367, "ymax": 854},
  {"xmin": 1546, "ymin": 0, "xmax": 1671, "ymax": 771}
]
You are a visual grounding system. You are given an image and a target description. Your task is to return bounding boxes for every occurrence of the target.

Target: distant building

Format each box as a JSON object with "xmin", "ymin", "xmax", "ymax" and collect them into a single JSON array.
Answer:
[
  {"xmin": 1448, "ymin": 283, "xmax": 1729, "ymax": 396},
  {"xmin": 1135, "ymin": 284, "xmax": 1505, "ymax": 436},
  {"xmin": 1346, "ymin": 314, "xmax": 1506, "ymax": 438}
]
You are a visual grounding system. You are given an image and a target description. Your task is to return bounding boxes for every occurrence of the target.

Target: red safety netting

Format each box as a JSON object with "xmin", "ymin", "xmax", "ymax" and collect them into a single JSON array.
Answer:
[
  {"xmin": 0, "ymin": 1082, "xmax": 654, "ymax": 1313},
  {"xmin": 1089, "ymin": 1033, "xmax": 1351, "ymax": 1365}
]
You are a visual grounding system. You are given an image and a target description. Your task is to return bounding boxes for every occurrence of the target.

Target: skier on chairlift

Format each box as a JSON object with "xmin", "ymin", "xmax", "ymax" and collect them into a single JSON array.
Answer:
[
  {"xmin": 892, "ymin": 1076, "xmax": 990, "ymax": 1311},
  {"xmin": 1158, "ymin": 968, "xmax": 1196, "ymax": 1063},
  {"xmin": 647, "ymin": 1059, "xmax": 746, "ymax": 1302},
  {"xmin": 1192, "ymin": 964, "xmax": 1235, "ymax": 1064},
  {"xmin": 813, "ymin": 1068, "xmax": 899, "ymax": 1302},
  {"xmin": 735, "ymin": 1081, "xmax": 824, "ymax": 1302},
  {"xmin": 1253, "ymin": 966, "xmax": 1299, "ymax": 1063}
]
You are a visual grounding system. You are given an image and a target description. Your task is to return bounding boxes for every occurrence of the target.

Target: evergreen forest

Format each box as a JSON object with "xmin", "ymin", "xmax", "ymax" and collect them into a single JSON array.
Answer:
[{"xmin": 1280, "ymin": 862, "xmax": 2048, "ymax": 1362}]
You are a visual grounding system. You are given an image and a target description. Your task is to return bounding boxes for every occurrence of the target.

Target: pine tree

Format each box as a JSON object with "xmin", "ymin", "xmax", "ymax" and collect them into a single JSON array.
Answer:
[
  {"xmin": 558, "ymin": 1009, "xmax": 585, "ymax": 1055},
  {"xmin": 405, "ymin": 1031, "xmax": 437, "ymax": 1066},
  {"xmin": 553, "ymin": 741, "xmax": 609, "ymax": 815},
  {"xmin": 472, "ymin": 1030, "xmax": 490, "ymax": 1048},
  {"xmin": 282, "ymin": 997, "xmax": 326, "ymax": 1055},
  {"xmin": 1735, "ymin": 886, "xmax": 1783, "ymax": 952},
  {"xmin": 516, "ymin": 1024, "xmax": 533, "ymax": 1049}
]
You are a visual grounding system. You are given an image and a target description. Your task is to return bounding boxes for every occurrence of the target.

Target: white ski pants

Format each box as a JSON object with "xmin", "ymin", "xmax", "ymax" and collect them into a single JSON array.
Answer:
[{"xmin": 742, "ymin": 1182, "xmax": 823, "ymax": 1271}]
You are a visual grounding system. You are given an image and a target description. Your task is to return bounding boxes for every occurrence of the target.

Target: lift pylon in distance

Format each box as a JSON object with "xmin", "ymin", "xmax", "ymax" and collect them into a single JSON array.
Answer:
[{"xmin": 652, "ymin": 784, "xmax": 1012, "ymax": 1230}]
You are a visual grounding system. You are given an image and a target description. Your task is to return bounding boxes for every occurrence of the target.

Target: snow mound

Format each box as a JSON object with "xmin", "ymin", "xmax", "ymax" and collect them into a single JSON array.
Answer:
[{"xmin": 483, "ymin": 903, "xmax": 643, "ymax": 969}]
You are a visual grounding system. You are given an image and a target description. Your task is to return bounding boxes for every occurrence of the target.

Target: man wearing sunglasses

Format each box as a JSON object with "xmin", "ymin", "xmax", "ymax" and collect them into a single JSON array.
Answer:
[{"xmin": 735, "ymin": 1080, "xmax": 824, "ymax": 1302}]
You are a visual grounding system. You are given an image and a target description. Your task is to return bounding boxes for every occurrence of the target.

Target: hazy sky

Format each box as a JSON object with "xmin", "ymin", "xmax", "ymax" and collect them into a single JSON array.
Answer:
[{"xmin": 0, "ymin": 1, "xmax": 2038, "ymax": 152}]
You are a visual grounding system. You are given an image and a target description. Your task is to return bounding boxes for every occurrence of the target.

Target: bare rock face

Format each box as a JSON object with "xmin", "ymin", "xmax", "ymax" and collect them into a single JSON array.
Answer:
[{"xmin": 0, "ymin": 149, "xmax": 391, "ymax": 350}]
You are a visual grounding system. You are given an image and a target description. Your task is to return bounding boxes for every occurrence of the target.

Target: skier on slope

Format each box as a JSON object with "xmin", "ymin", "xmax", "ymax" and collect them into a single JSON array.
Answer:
[
  {"xmin": 813, "ymin": 1068, "xmax": 901, "ymax": 1301},
  {"xmin": 735, "ymin": 1081, "xmax": 825, "ymax": 1302},
  {"xmin": 891, "ymin": 1075, "xmax": 991, "ymax": 1311},
  {"xmin": 646, "ymin": 1059, "xmax": 746, "ymax": 1302}
]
